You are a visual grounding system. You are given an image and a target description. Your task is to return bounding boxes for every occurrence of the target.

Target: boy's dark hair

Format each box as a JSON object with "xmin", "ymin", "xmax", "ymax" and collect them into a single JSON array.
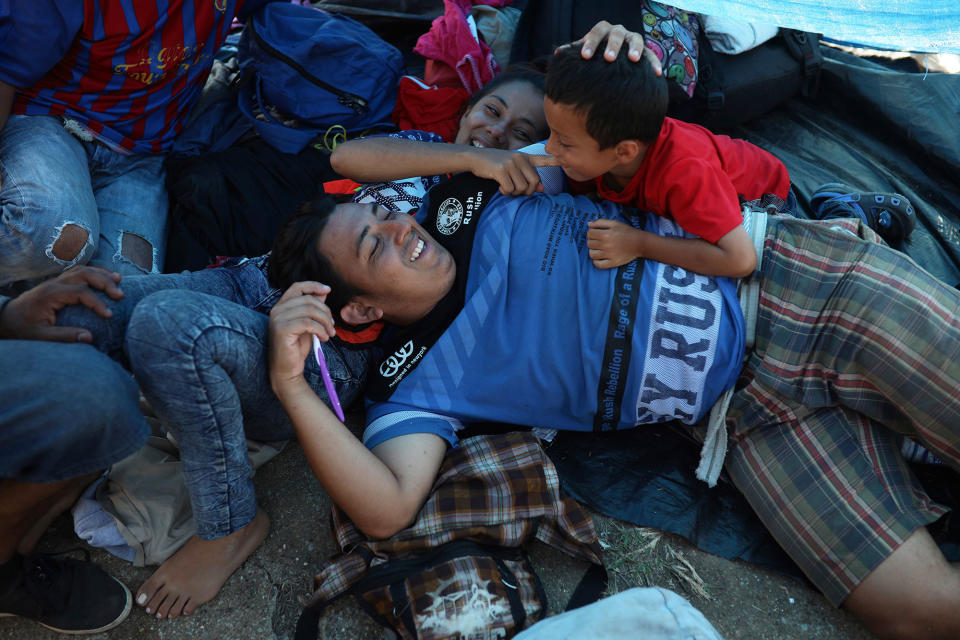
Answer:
[
  {"xmin": 546, "ymin": 37, "xmax": 668, "ymax": 148},
  {"xmin": 267, "ymin": 195, "xmax": 363, "ymax": 321},
  {"xmin": 463, "ymin": 62, "xmax": 550, "ymax": 139}
]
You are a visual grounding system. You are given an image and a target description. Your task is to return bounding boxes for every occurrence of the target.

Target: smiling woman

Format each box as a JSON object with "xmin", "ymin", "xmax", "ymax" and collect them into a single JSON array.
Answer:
[
  {"xmin": 452, "ymin": 67, "xmax": 549, "ymax": 150},
  {"xmin": 329, "ymin": 64, "xmax": 552, "ymax": 197}
]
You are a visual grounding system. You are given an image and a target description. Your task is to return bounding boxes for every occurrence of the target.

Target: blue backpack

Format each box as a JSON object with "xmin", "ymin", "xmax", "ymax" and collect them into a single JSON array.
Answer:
[{"xmin": 237, "ymin": 3, "xmax": 403, "ymax": 154}]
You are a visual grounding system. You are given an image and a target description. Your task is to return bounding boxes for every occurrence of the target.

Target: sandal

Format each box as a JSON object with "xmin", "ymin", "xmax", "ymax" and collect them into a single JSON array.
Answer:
[{"xmin": 810, "ymin": 182, "xmax": 916, "ymax": 245}]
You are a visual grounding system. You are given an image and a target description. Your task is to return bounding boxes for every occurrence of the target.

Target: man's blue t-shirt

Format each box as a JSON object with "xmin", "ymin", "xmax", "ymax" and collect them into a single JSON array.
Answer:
[{"xmin": 363, "ymin": 187, "xmax": 746, "ymax": 449}]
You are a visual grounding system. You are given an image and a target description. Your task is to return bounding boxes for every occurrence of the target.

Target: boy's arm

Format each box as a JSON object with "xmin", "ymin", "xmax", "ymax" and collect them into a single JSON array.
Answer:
[
  {"xmin": 268, "ymin": 282, "xmax": 446, "ymax": 539},
  {"xmin": 331, "ymin": 136, "xmax": 559, "ymax": 195},
  {"xmin": 587, "ymin": 219, "xmax": 757, "ymax": 277}
]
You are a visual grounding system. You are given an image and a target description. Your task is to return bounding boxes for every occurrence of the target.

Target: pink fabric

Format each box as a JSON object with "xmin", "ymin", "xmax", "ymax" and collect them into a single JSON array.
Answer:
[{"xmin": 414, "ymin": 0, "xmax": 508, "ymax": 93}]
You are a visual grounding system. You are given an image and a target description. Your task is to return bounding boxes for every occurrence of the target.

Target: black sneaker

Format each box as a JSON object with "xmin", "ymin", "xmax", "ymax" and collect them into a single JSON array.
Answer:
[{"xmin": 0, "ymin": 550, "xmax": 132, "ymax": 634}]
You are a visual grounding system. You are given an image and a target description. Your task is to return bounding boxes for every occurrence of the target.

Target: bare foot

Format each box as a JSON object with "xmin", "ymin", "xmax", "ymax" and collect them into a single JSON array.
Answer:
[{"xmin": 135, "ymin": 509, "xmax": 269, "ymax": 619}]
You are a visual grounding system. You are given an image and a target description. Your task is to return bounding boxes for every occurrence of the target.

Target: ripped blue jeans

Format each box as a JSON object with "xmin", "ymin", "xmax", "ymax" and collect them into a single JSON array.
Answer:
[
  {"xmin": 57, "ymin": 258, "xmax": 371, "ymax": 538},
  {"xmin": 0, "ymin": 114, "xmax": 167, "ymax": 287}
]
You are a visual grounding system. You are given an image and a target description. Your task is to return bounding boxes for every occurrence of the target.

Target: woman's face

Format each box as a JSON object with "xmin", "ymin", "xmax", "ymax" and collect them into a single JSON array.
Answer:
[{"xmin": 454, "ymin": 81, "xmax": 547, "ymax": 150}]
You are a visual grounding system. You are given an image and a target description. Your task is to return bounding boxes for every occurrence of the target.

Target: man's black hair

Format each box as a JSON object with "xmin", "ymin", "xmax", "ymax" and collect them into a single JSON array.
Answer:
[
  {"xmin": 545, "ymin": 37, "xmax": 668, "ymax": 148},
  {"xmin": 267, "ymin": 195, "xmax": 363, "ymax": 321}
]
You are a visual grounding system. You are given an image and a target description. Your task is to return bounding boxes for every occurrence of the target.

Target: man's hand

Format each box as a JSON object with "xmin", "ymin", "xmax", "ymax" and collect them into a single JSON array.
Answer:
[
  {"xmin": 467, "ymin": 149, "xmax": 560, "ymax": 195},
  {"xmin": 268, "ymin": 282, "xmax": 336, "ymax": 391},
  {"xmin": 0, "ymin": 266, "xmax": 123, "ymax": 342},
  {"xmin": 557, "ymin": 20, "xmax": 663, "ymax": 76},
  {"xmin": 587, "ymin": 219, "xmax": 644, "ymax": 269}
]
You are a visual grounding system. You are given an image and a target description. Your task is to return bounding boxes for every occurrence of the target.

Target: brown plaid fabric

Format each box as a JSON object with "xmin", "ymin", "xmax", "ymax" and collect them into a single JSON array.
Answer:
[{"xmin": 309, "ymin": 430, "xmax": 601, "ymax": 606}]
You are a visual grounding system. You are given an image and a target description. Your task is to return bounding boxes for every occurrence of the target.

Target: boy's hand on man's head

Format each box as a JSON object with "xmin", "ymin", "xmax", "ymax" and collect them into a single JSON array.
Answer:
[
  {"xmin": 467, "ymin": 148, "xmax": 560, "ymax": 196},
  {"xmin": 559, "ymin": 20, "xmax": 663, "ymax": 76},
  {"xmin": 587, "ymin": 218, "xmax": 645, "ymax": 269}
]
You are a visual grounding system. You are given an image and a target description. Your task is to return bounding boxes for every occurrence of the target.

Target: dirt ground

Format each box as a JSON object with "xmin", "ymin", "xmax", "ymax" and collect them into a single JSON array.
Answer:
[{"xmin": 0, "ymin": 423, "xmax": 879, "ymax": 640}]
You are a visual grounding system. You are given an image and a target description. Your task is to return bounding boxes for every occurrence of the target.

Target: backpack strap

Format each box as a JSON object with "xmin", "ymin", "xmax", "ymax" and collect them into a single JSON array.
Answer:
[
  {"xmin": 387, "ymin": 581, "xmax": 420, "ymax": 638},
  {"xmin": 492, "ymin": 554, "xmax": 531, "ymax": 629},
  {"xmin": 692, "ymin": 31, "xmax": 727, "ymax": 113},
  {"xmin": 294, "ymin": 545, "xmax": 378, "ymax": 640},
  {"xmin": 294, "ymin": 593, "xmax": 346, "ymax": 640},
  {"xmin": 780, "ymin": 28, "xmax": 823, "ymax": 98},
  {"xmin": 565, "ymin": 562, "xmax": 609, "ymax": 611}
]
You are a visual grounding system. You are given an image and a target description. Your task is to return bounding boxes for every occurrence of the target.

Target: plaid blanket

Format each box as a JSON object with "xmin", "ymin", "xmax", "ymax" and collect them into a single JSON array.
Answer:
[{"xmin": 309, "ymin": 430, "xmax": 601, "ymax": 606}]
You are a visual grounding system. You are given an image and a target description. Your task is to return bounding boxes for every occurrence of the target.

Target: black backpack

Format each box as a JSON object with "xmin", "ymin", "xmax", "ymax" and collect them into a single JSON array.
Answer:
[{"xmin": 669, "ymin": 27, "xmax": 823, "ymax": 130}]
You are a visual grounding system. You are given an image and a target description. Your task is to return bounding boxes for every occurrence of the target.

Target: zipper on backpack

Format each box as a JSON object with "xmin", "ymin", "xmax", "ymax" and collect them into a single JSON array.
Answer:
[{"xmin": 249, "ymin": 22, "xmax": 369, "ymax": 115}]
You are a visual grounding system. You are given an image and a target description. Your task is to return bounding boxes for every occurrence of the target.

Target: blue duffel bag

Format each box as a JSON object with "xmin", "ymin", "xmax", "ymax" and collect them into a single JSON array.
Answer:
[{"xmin": 237, "ymin": 3, "xmax": 403, "ymax": 153}]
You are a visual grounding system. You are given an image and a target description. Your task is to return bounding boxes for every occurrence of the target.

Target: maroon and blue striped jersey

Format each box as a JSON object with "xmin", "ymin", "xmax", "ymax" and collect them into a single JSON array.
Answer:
[{"xmin": 1, "ymin": 0, "xmax": 273, "ymax": 153}]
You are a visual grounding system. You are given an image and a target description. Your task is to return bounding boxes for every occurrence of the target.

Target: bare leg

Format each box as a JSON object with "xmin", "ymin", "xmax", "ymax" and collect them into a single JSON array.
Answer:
[
  {"xmin": 0, "ymin": 475, "xmax": 95, "ymax": 563},
  {"xmin": 844, "ymin": 527, "xmax": 960, "ymax": 640},
  {"xmin": 136, "ymin": 508, "xmax": 269, "ymax": 619},
  {"xmin": 17, "ymin": 472, "xmax": 99, "ymax": 555}
]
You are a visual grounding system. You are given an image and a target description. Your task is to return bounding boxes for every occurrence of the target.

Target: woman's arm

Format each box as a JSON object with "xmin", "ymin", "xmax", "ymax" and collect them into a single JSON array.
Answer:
[
  {"xmin": 331, "ymin": 136, "xmax": 558, "ymax": 195},
  {"xmin": 331, "ymin": 136, "xmax": 476, "ymax": 182},
  {"xmin": 268, "ymin": 281, "xmax": 446, "ymax": 539}
]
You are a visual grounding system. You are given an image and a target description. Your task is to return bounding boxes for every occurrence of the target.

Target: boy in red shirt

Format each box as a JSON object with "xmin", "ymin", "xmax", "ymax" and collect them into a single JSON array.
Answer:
[{"xmin": 543, "ymin": 37, "xmax": 791, "ymax": 278}]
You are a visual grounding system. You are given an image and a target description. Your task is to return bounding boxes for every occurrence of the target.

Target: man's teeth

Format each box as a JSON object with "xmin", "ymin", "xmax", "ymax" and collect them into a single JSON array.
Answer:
[{"xmin": 410, "ymin": 238, "xmax": 424, "ymax": 262}]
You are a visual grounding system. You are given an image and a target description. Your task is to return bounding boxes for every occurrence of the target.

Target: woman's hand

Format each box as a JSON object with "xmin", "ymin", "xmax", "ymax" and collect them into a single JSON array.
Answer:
[
  {"xmin": 558, "ymin": 20, "xmax": 663, "ymax": 76},
  {"xmin": 268, "ymin": 281, "xmax": 336, "ymax": 392},
  {"xmin": 466, "ymin": 148, "xmax": 560, "ymax": 195}
]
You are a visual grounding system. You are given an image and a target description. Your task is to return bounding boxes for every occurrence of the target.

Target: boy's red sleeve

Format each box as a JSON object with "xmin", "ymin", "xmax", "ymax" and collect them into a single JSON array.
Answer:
[{"xmin": 659, "ymin": 158, "xmax": 743, "ymax": 244}]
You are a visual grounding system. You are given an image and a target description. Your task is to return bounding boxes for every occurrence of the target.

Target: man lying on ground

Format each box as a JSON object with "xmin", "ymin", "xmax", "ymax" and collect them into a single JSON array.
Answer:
[{"xmin": 266, "ymin": 176, "xmax": 960, "ymax": 640}]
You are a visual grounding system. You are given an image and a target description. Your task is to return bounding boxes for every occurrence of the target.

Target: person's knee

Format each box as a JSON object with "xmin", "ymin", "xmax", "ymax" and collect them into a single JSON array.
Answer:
[
  {"xmin": 844, "ymin": 528, "xmax": 960, "ymax": 640},
  {"xmin": 14, "ymin": 220, "xmax": 95, "ymax": 282},
  {"xmin": 30, "ymin": 220, "xmax": 95, "ymax": 281},
  {"xmin": 120, "ymin": 231, "xmax": 154, "ymax": 271},
  {"xmin": 854, "ymin": 598, "xmax": 960, "ymax": 640},
  {"xmin": 51, "ymin": 223, "xmax": 90, "ymax": 261},
  {"xmin": 127, "ymin": 290, "xmax": 201, "ymax": 344},
  {"xmin": 126, "ymin": 290, "xmax": 221, "ymax": 370}
]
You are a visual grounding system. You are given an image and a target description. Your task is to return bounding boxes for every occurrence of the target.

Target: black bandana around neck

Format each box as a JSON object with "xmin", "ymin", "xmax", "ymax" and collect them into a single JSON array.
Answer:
[{"xmin": 366, "ymin": 173, "xmax": 500, "ymax": 401}]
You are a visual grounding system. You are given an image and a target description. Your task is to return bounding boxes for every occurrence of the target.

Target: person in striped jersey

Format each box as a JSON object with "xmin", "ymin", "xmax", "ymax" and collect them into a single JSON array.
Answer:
[{"xmin": 0, "ymin": 0, "xmax": 274, "ymax": 290}]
